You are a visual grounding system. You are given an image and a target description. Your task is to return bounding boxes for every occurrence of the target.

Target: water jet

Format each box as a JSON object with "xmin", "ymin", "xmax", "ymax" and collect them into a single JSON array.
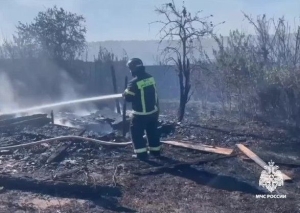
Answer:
[{"xmin": 0, "ymin": 94, "xmax": 123, "ymax": 116}]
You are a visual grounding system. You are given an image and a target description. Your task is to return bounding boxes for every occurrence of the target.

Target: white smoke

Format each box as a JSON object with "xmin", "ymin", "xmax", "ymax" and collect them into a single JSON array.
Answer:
[
  {"xmin": 58, "ymin": 70, "xmax": 97, "ymax": 115},
  {"xmin": 0, "ymin": 72, "xmax": 19, "ymax": 113},
  {"xmin": 0, "ymin": 57, "xmax": 103, "ymax": 118},
  {"xmin": 60, "ymin": 71, "xmax": 79, "ymax": 101}
]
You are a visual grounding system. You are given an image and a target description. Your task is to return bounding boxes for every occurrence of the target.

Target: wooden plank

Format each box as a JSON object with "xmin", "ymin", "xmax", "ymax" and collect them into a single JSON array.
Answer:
[
  {"xmin": 236, "ymin": 144, "xmax": 292, "ymax": 181},
  {"xmin": 161, "ymin": 140, "xmax": 233, "ymax": 155},
  {"xmin": 0, "ymin": 114, "xmax": 47, "ymax": 126},
  {"xmin": 0, "ymin": 117, "xmax": 50, "ymax": 129}
]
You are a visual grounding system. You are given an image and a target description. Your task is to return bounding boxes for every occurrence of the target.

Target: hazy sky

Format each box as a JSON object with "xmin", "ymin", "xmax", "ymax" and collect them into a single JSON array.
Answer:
[{"xmin": 0, "ymin": 0, "xmax": 299, "ymax": 42}]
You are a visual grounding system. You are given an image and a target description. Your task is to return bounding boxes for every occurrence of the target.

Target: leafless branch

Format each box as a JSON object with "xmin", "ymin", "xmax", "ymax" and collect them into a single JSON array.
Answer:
[{"xmin": 151, "ymin": 1, "xmax": 219, "ymax": 121}]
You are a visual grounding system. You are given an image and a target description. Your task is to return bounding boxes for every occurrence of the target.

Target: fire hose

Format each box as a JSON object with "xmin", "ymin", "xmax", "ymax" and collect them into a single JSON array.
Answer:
[{"xmin": 0, "ymin": 136, "xmax": 132, "ymax": 150}]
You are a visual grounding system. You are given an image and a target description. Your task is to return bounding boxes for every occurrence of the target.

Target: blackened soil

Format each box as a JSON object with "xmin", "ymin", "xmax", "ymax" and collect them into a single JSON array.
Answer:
[{"xmin": 0, "ymin": 104, "xmax": 299, "ymax": 213}]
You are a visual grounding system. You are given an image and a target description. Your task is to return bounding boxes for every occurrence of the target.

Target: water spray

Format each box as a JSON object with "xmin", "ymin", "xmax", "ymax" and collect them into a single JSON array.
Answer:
[{"xmin": 1, "ymin": 93, "xmax": 123, "ymax": 115}]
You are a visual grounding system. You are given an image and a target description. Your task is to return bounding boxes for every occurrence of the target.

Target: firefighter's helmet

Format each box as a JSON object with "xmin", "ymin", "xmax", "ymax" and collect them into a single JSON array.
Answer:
[{"xmin": 126, "ymin": 58, "xmax": 144, "ymax": 72}]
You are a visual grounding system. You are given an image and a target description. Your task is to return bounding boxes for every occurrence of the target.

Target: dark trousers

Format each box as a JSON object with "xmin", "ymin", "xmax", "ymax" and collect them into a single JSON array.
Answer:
[{"xmin": 130, "ymin": 112, "xmax": 161, "ymax": 155}]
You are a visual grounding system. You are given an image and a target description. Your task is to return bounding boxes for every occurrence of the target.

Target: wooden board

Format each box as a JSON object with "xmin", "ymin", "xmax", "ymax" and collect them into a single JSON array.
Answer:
[
  {"xmin": 0, "ymin": 114, "xmax": 47, "ymax": 126},
  {"xmin": 161, "ymin": 140, "xmax": 233, "ymax": 155},
  {"xmin": 236, "ymin": 144, "xmax": 292, "ymax": 181},
  {"xmin": 0, "ymin": 117, "xmax": 50, "ymax": 130}
]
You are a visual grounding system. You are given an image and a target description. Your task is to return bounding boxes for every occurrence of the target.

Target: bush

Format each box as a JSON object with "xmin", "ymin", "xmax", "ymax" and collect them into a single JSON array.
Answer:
[{"xmin": 194, "ymin": 14, "xmax": 300, "ymax": 126}]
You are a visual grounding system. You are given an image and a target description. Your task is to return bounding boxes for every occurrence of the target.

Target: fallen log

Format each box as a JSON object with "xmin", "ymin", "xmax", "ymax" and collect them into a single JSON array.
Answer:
[
  {"xmin": 162, "ymin": 140, "xmax": 234, "ymax": 155},
  {"xmin": 0, "ymin": 114, "xmax": 14, "ymax": 121},
  {"xmin": 0, "ymin": 116, "xmax": 50, "ymax": 130},
  {"xmin": 236, "ymin": 144, "xmax": 292, "ymax": 181},
  {"xmin": 0, "ymin": 114, "xmax": 48, "ymax": 126}
]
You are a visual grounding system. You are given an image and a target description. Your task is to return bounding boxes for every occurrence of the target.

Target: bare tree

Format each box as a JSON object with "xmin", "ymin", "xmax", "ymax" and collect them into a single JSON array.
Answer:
[{"xmin": 153, "ymin": 1, "xmax": 217, "ymax": 121}]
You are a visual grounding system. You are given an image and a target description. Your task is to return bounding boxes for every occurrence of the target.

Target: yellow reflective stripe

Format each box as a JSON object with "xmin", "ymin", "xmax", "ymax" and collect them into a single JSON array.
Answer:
[
  {"xmin": 134, "ymin": 147, "xmax": 147, "ymax": 153},
  {"xmin": 124, "ymin": 89, "xmax": 135, "ymax": 96},
  {"xmin": 153, "ymin": 83, "xmax": 158, "ymax": 105},
  {"xmin": 136, "ymin": 77, "xmax": 155, "ymax": 89},
  {"xmin": 141, "ymin": 87, "xmax": 146, "ymax": 113},
  {"xmin": 133, "ymin": 106, "xmax": 158, "ymax": 115},
  {"xmin": 136, "ymin": 77, "xmax": 156, "ymax": 113},
  {"xmin": 149, "ymin": 146, "xmax": 161, "ymax": 151}
]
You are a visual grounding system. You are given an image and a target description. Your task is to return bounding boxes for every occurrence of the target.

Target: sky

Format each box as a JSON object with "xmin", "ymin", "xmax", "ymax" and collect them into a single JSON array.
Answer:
[{"xmin": 0, "ymin": 0, "xmax": 300, "ymax": 42}]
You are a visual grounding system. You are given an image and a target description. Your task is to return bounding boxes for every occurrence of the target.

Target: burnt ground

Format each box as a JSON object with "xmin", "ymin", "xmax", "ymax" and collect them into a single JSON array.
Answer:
[{"xmin": 0, "ymin": 102, "xmax": 299, "ymax": 213}]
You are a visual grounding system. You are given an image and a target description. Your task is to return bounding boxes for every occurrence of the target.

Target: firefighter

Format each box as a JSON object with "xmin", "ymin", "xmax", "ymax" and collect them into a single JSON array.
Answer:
[{"xmin": 123, "ymin": 58, "xmax": 161, "ymax": 160}]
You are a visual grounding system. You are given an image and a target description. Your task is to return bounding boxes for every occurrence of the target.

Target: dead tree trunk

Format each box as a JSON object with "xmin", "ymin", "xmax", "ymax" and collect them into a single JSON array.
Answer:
[
  {"xmin": 177, "ymin": 58, "xmax": 191, "ymax": 122},
  {"xmin": 153, "ymin": 1, "xmax": 214, "ymax": 122},
  {"xmin": 110, "ymin": 64, "xmax": 121, "ymax": 114}
]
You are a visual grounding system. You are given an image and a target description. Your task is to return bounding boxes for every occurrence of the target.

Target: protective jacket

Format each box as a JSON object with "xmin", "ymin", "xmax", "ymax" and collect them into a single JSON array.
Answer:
[{"xmin": 124, "ymin": 72, "xmax": 159, "ymax": 115}]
